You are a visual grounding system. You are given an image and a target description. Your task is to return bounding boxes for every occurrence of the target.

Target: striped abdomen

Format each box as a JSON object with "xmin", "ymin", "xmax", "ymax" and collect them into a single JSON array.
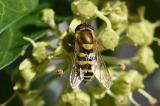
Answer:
[{"xmin": 76, "ymin": 44, "xmax": 96, "ymax": 83}]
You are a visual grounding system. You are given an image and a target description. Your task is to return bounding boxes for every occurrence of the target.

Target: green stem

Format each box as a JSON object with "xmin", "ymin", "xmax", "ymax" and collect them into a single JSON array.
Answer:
[
  {"xmin": 138, "ymin": 89, "xmax": 157, "ymax": 105},
  {"xmin": 96, "ymin": 10, "xmax": 112, "ymax": 29},
  {"xmin": 129, "ymin": 92, "xmax": 141, "ymax": 106},
  {"xmin": 100, "ymin": 11, "xmax": 111, "ymax": 16},
  {"xmin": 153, "ymin": 37, "xmax": 160, "ymax": 46},
  {"xmin": 52, "ymin": 26, "xmax": 62, "ymax": 37},
  {"xmin": 1, "ymin": 93, "xmax": 17, "ymax": 106},
  {"xmin": 47, "ymin": 46, "xmax": 63, "ymax": 59},
  {"xmin": 48, "ymin": 19, "xmax": 55, "ymax": 29},
  {"xmin": 106, "ymin": 90, "xmax": 116, "ymax": 98},
  {"xmin": 138, "ymin": 6, "xmax": 145, "ymax": 21},
  {"xmin": 109, "ymin": 63, "xmax": 126, "ymax": 71},
  {"xmin": 104, "ymin": 56, "xmax": 132, "ymax": 65},
  {"xmin": 23, "ymin": 37, "xmax": 37, "ymax": 48},
  {"xmin": 90, "ymin": 96, "xmax": 98, "ymax": 106},
  {"xmin": 154, "ymin": 20, "xmax": 160, "ymax": 28},
  {"xmin": 48, "ymin": 31, "xmax": 68, "ymax": 60}
]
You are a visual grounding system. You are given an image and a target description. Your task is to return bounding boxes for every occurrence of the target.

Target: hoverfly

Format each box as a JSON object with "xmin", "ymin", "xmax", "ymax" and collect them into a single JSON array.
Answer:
[{"xmin": 69, "ymin": 23, "xmax": 111, "ymax": 89}]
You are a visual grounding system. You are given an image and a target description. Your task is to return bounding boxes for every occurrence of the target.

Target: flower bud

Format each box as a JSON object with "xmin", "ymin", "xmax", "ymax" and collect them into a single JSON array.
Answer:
[
  {"xmin": 23, "ymin": 37, "xmax": 49, "ymax": 63},
  {"xmin": 133, "ymin": 46, "xmax": 158, "ymax": 74},
  {"xmin": 101, "ymin": 1, "xmax": 128, "ymax": 29},
  {"xmin": 19, "ymin": 59, "xmax": 36, "ymax": 83},
  {"xmin": 62, "ymin": 88, "xmax": 90, "ymax": 106},
  {"xmin": 18, "ymin": 91, "xmax": 45, "ymax": 106},
  {"xmin": 41, "ymin": 8, "xmax": 55, "ymax": 28},
  {"xmin": 69, "ymin": 18, "xmax": 82, "ymax": 34},
  {"xmin": 14, "ymin": 59, "xmax": 36, "ymax": 90},
  {"xmin": 89, "ymin": 86, "xmax": 106, "ymax": 99},
  {"xmin": 119, "ymin": 70, "xmax": 144, "ymax": 91},
  {"xmin": 114, "ymin": 95, "xmax": 129, "ymax": 106},
  {"xmin": 97, "ymin": 25, "xmax": 119, "ymax": 50},
  {"xmin": 110, "ymin": 70, "xmax": 142, "ymax": 95},
  {"xmin": 97, "ymin": 93, "xmax": 129, "ymax": 106},
  {"xmin": 111, "ymin": 80, "xmax": 131, "ymax": 96},
  {"xmin": 71, "ymin": 0, "xmax": 98, "ymax": 20},
  {"xmin": 131, "ymin": 73, "xmax": 144, "ymax": 91},
  {"xmin": 126, "ymin": 20, "xmax": 155, "ymax": 46},
  {"xmin": 32, "ymin": 42, "xmax": 48, "ymax": 63}
]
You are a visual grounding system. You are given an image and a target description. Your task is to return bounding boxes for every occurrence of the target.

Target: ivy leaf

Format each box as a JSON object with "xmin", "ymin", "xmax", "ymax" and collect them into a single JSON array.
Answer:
[
  {"xmin": 0, "ymin": 0, "xmax": 38, "ymax": 34},
  {"xmin": 0, "ymin": 12, "xmax": 47, "ymax": 70}
]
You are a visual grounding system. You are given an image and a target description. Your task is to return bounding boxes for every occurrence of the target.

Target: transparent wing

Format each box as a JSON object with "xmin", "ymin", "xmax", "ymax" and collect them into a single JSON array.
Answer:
[
  {"xmin": 69, "ymin": 42, "xmax": 84, "ymax": 88},
  {"xmin": 93, "ymin": 42, "xmax": 111, "ymax": 89},
  {"xmin": 69, "ymin": 63, "xmax": 84, "ymax": 88}
]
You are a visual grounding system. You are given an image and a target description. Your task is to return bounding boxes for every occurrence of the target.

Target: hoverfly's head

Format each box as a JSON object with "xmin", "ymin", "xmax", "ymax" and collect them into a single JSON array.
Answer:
[{"xmin": 75, "ymin": 23, "xmax": 95, "ymax": 44}]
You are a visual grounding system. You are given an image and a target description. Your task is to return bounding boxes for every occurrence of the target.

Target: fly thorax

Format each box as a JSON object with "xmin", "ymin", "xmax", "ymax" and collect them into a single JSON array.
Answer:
[{"xmin": 78, "ymin": 30, "xmax": 94, "ymax": 44}]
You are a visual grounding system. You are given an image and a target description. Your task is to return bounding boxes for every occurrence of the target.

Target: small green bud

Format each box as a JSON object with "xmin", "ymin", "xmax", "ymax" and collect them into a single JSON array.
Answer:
[
  {"xmin": 62, "ymin": 88, "xmax": 90, "ymax": 106},
  {"xmin": 19, "ymin": 59, "xmax": 32, "ymax": 70},
  {"xmin": 89, "ymin": 86, "xmax": 107, "ymax": 99},
  {"xmin": 101, "ymin": 1, "xmax": 128, "ymax": 29},
  {"xmin": 119, "ymin": 70, "xmax": 144, "ymax": 91},
  {"xmin": 131, "ymin": 73, "xmax": 144, "ymax": 91},
  {"xmin": 132, "ymin": 46, "xmax": 158, "ymax": 74},
  {"xmin": 41, "ymin": 9, "xmax": 54, "ymax": 22},
  {"xmin": 97, "ymin": 25, "xmax": 119, "ymax": 50},
  {"xmin": 114, "ymin": 95, "xmax": 129, "ymax": 106},
  {"xmin": 14, "ymin": 59, "xmax": 36, "ymax": 90},
  {"xmin": 71, "ymin": 0, "xmax": 98, "ymax": 20},
  {"xmin": 18, "ymin": 91, "xmax": 45, "ymax": 106},
  {"xmin": 111, "ymin": 80, "xmax": 131, "ymax": 96},
  {"xmin": 97, "ymin": 93, "xmax": 129, "ymax": 106},
  {"xmin": 32, "ymin": 42, "xmax": 48, "ymax": 63},
  {"xmin": 41, "ymin": 8, "xmax": 55, "ymax": 28},
  {"xmin": 23, "ymin": 37, "xmax": 49, "ymax": 62},
  {"xmin": 19, "ymin": 59, "xmax": 36, "ymax": 83},
  {"xmin": 126, "ymin": 6, "xmax": 158, "ymax": 46},
  {"xmin": 111, "ymin": 70, "xmax": 143, "ymax": 95},
  {"xmin": 126, "ymin": 20, "xmax": 155, "ymax": 46},
  {"xmin": 69, "ymin": 18, "xmax": 82, "ymax": 34}
]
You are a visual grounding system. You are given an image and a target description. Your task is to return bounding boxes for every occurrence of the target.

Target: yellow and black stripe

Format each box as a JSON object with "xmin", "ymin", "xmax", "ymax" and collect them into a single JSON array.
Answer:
[{"xmin": 76, "ymin": 44, "xmax": 97, "ymax": 83}]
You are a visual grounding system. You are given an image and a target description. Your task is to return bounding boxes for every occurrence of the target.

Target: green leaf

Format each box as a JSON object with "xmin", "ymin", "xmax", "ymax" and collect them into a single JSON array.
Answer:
[
  {"xmin": 0, "ymin": 12, "xmax": 47, "ymax": 70},
  {"xmin": 0, "ymin": 0, "xmax": 39, "ymax": 34}
]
